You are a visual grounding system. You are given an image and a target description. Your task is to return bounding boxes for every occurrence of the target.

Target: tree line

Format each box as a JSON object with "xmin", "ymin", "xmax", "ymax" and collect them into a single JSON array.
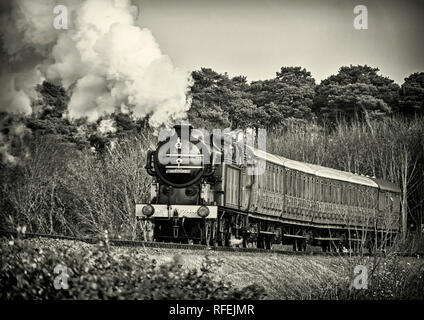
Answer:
[{"xmin": 188, "ymin": 65, "xmax": 423, "ymax": 130}]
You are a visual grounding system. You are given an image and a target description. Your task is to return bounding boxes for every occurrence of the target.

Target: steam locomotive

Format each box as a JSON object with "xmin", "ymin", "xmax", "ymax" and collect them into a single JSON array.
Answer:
[{"xmin": 136, "ymin": 124, "xmax": 401, "ymax": 251}]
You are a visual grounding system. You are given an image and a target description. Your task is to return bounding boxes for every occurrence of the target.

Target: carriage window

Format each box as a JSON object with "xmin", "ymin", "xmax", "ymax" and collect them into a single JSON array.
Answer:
[
  {"xmin": 285, "ymin": 170, "xmax": 289, "ymax": 195},
  {"xmin": 293, "ymin": 171, "xmax": 299, "ymax": 197},
  {"xmin": 346, "ymin": 185, "xmax": 351, "ymax": 205},
  {"xmin": 379, "ymin": 191, "xmax": 386, "ymax": 211},
  {"xmin": 347, "ymin": 185, "xmax": 350, "ymax": 205},
  {"xmin": 264, "ymin": 170, "xmax": 267, "ymax": 191},
  {"xmin": 279, "ymin": 168, "xmax": 282, "ymax": 194},
  {"xmin": 393, "ymin": 194, "xmax": 400, "ymax": 212},
  {"xmin": 318, "ymin": 179, "xmax": 322, "ymax": 202},
  {"xmin": 270, "ymin": 168, "xmax": 273, "ymax": 192},
  {"xmin": 305, "ymin": 176, "xmax": 309, "ymax": 200},
  {"xmin": 298, "ymin": 172, "xmax": 304, "ymax": 198},
  {"xmin": 289, "ymin": 171, "xmax": 293, "ymax": 196},
  {"xmin": 275, "ymin": 168, "xmax": 278, "ymax": 193},
  {"xmin": 342, "ymin": 184, "xmax": 346, "ymax": 205},
  {"xmin": 366, "ymin": 188, "xmax": 370, "ymax": 208},
  {"xmin": 277, "ymin": 168, "xmax": 280, "ymax": 193},
  {"xmin": 322, "ymin": 180, "xmax": 326, "ymax": 202},
  {"xmin": 296, "ymin": 172, "xmax": 300, "ymax": 197},
  {"xmin": 305, "ymin": 175, "xmax": 308, "ymax": 199},
  {"xmin": 336, "ymin": 184, "xmax": 340, "ymax": 203},
  {"xmin": 267, "ymin": 167, "xmax": 270, "ymax": 191},
  {"xmin": 337, "ymin": 184, "xmax": 341, "ymax": 204},
  {"xmin": 267, "ymin": 168, "xmax": 270, "ymax": 191},
  {"xmin": 354, "ymin": 186, "xmax": 358, "ymax": 206},
  {"xmin": 268, "ymin": 166, "xmax": 272, "ymax": 192},
  {"xmin": 269, "ymin": 166, "xmax": 273, "ymax": 192},
  {"xmin": 278, "ymin": 167, "xmax": 282, "ymax": 193},
  {"xmin": 333, "ymin": 183, "xmax": 336, "ymax": 203},
  {"xmin": 308, "ymin": 177, "xmax": 311, "ymax": 200},
  {"xmin": 328, "ymin": 181, "xmax": 332, "ymax": 203}
]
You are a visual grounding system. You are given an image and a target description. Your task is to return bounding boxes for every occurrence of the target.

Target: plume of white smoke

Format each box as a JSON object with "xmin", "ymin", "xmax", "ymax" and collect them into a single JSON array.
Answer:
[
  {"xmin": 97, "ymin": 119, "xmax": 117, "ymax": 135},
  {"xmin": 0, "ymin": 120, "xmax": 30, "ymax": 166},
  {"xmin": 0, "ymin": 0, "xmax": 192, "ymax": 127}
]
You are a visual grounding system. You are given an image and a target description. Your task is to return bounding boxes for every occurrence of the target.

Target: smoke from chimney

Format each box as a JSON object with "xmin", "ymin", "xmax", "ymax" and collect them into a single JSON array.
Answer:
[{"xmin": 0, "ymin": 0, "xmax": 192, "ymax": 127}]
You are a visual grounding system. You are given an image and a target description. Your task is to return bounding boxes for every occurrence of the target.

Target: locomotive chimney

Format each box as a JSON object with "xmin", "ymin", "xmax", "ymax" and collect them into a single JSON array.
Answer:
[{"xmin": 173, "ymin": 123, "xmax": 193, "ymax": 138}]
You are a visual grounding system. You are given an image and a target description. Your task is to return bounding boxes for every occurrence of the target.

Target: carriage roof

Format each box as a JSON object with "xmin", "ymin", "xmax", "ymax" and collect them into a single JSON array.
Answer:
[{"xmin": 253, "ymin": 149, "xmax": 379, "ymax": 188}]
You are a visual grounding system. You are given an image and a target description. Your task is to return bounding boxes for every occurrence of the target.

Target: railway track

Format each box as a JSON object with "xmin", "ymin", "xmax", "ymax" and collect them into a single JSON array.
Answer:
[{"xmin": 0, "ymin": 231, "xmax": 403, "ymax": 257}]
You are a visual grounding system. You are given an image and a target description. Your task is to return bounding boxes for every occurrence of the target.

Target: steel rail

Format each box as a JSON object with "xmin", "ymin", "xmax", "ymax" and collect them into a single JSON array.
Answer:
[{"xmin": 0, "ymin": 231, "xmax": 410, "ymax": 257}]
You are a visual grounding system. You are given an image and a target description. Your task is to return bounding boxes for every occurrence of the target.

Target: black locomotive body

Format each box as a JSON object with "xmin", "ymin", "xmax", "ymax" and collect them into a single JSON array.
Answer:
[{"xmin": 136, "ymin": 124, "xmax": 401, "ymax": 251}]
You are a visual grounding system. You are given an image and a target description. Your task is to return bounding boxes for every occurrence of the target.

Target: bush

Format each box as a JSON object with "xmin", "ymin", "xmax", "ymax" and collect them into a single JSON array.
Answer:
[{"xmin": 0, "ymin": 235, "xmax": 266, "ymax": 300}]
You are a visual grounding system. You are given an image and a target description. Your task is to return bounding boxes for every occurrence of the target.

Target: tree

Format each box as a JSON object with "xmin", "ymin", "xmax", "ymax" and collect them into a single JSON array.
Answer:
[
  {"xmin": 228, "ymin": 95, "xmax": 269, "ymax": 128},
  {"xmin": 34, "ymin": 81, "xmax": 69, "ymax": 118},
  {"xmin": 188, "ymin": 68, "xmax": 259, "ymax": 130},
  {"xmin": 399, "ymin": 72, "xmax": 424, "ymax": 115},
  {"xmin": 248, "ymin": 67, "xmax": 316, "ymax": 125},
  {"xmin": 314, "ymin": 65, "xmax": 400, "ymax": 121}
]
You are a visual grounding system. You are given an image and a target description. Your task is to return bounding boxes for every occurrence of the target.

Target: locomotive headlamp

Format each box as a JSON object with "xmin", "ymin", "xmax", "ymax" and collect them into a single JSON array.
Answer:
[
  {"xmin": 197, "ymin": 206, "xmax": 210, "ymax": 218},
  {"xmin": 142, "ymin": 204, "xmax": 155, "ymax": 217}
]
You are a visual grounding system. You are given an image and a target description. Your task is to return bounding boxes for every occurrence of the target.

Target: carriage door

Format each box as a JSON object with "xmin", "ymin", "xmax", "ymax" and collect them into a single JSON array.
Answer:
[{"xmin": 225, "ymin": 165, "xmax": 241, "ymax": 209}]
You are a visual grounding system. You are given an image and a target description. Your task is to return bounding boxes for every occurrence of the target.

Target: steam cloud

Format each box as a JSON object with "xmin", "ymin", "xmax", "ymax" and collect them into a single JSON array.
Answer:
[
  {"xmin": 97, "ymin": 119, "xmax": 117, "ymax": 135},
  {"xmin": 0, "ymin": 0, "xmax": 192, "ymax": 127}
]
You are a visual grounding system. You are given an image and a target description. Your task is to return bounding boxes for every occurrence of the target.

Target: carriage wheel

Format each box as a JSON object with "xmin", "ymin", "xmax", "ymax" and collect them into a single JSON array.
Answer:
[
  {"xmin": 266, "ymin": 236, "xmax": 273, "ymax": 250},
  {"xmin": 242, "ymin": 234, "xmax": 248, "ymax": 248},
  {"xmin": 257, "ymin": 234, "xmax": 266, "ymax": 249},
  {"xmin": 301, "ymin": 239, "xmax": 307, "ymax": 251},
  {"xmin": 293, "ymin": 239, "xmax": 299, "ymax": 251}
]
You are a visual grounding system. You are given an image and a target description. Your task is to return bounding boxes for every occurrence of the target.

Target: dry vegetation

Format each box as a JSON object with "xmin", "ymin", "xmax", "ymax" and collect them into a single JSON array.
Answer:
[
  {"xmin": 141, "ymin": 245, "xmax": 424, "ymax": 299},
  {"xmin": 2, "ymin": 236, "xmax": 422, "ymax": 300}
]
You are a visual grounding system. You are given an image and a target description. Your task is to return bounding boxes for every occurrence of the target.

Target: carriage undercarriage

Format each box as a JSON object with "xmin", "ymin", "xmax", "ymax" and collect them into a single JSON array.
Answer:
[{"xmin": 140, "ymin": 207, "xmax": 397, "ymax": 253}]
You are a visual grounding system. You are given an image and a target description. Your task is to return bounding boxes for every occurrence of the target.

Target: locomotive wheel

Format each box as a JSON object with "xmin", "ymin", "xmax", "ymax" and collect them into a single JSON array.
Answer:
[
  {"xmin": 211, "ymin": 221, "xmax": 218, "ymax": 247},
  {"xmin": 203, "ymin": 220, "xmax": 212, "ymax": 246}
]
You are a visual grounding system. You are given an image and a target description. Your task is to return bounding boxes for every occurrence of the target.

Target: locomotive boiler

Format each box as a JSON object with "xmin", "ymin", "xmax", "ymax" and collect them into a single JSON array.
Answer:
[{"xmin": 136, "ymin": 124, "xmax": 401, "ymax": 252}]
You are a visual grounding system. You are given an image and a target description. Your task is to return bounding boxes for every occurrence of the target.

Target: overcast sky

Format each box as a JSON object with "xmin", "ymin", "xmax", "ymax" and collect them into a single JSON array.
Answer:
[{"xmin": 136, "ymin": 0, "xmax": 424, "ymax": 84}]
